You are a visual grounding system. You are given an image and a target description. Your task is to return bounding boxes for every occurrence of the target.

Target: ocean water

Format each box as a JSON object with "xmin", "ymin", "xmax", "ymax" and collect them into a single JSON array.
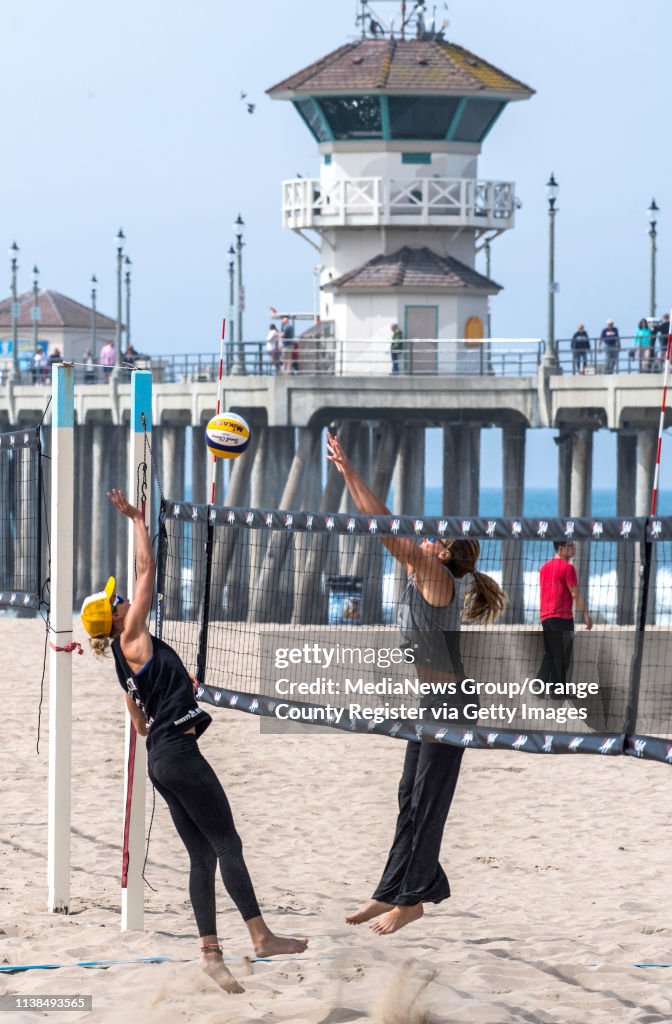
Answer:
[{"xmin": 424, "ymin": 486, "xmax": 672, "ymax": 518}]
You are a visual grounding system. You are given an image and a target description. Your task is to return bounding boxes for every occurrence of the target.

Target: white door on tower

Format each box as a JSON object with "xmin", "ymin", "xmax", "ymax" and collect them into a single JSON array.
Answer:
[{"xmin": 405, "ymin": 306, "xmax": 438, "ymax": 374}]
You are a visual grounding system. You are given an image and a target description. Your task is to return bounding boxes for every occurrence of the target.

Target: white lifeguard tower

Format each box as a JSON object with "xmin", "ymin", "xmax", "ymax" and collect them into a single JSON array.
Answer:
[{"xmin": 267, "ymin": 1, "xmax": 534, "ymax": 369}]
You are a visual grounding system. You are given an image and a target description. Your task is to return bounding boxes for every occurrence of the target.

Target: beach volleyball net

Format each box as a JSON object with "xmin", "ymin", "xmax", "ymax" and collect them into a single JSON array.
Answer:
[
  {"xmin": 156, "ymin": 500, "xmax": 672, "ymax": 764},
  {"xmin": 0, "ymin": 428, "xmax": 42, "ymax": 610}
]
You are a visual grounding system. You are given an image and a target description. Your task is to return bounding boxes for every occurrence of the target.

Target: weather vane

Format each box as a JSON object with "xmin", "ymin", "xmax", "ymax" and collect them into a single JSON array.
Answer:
[{"xmin": 355, "ymin": 0, "xmax": 449, "ymax": 40}]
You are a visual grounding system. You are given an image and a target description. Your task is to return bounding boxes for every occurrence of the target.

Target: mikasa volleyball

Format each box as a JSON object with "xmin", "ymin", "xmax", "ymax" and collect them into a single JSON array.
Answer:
[{"xmin": 205, "ymin": 413, "xmax": 251, "ymax": 459}]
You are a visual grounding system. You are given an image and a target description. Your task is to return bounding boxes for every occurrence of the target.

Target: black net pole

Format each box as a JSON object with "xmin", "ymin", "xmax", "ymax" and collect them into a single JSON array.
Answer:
[
  {"xmin": 625, "ymin": 533, "xmax": 653, "ymax": 737},
  {"xmin": 196, "ymin": 515, "xmax": 214, "ymax": 686},
  {"xmin": 155, "ymin": 500, "xmax": 169, "ymax": 640},
  {"xmin": 36, "ymin": 428, "xmax": 43, "ymax": 602}
]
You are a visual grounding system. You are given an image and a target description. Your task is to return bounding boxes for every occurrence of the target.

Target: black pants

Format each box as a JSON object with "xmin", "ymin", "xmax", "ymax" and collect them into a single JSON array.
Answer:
[
  {"xmin": 537, "ymin": 617, "xmax": 575, "ymax": 694},
  {"xmin": 148, "ymin": 734, "xmax": 260, "ymax": 935},
  {"xmin": 372, "ymin": 739, "xmax": 464, "ymax": 906}
]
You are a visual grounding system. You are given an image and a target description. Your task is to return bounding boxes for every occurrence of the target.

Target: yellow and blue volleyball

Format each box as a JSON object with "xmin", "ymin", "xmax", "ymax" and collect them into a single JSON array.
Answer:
[{"xmin": 205, "ymin": 412, "xmax": 251, "ymax": 459}]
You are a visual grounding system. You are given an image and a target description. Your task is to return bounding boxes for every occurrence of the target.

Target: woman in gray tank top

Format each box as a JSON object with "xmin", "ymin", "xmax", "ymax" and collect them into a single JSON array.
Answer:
[{"xmin": 327, "ymin": 432, "xmax": 506, "ymax": 935}]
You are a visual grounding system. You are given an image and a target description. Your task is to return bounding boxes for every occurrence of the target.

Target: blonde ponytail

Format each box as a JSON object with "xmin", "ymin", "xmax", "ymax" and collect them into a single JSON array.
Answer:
[{"xmin": 89, "ymin": 635, "xmax": 112, "ymax": 657}]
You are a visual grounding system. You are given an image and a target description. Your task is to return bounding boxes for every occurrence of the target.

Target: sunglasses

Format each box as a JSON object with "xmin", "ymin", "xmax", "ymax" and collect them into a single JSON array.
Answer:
[
  {"xmin": 111, "ymin": 594, "xmax": 125, "ymax": 609},
  {"xmin": 427, "ymin": 537, "xmax": 449, "ymax": 548}
]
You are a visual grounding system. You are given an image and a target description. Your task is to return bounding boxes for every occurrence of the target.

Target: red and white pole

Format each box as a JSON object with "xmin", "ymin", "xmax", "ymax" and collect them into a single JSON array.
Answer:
[
  {"xmin": 650, "ymin": 311, "xmax": 672, "ymax": 516},
  {"xmin": 210, "ymin": 319, "xmax": 226, "ymax": 506}
]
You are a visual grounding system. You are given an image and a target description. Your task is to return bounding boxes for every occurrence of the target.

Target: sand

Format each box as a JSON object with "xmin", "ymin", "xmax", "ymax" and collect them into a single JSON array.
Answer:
[{"xmin": 2, "ymin": 617, "xmax": 671, "ymax": 1023}]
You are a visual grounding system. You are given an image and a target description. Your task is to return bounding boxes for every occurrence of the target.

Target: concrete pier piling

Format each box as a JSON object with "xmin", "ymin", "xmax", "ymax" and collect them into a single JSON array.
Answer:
[
  {"xmin": 292, "ymin": 421, "xmax": 357, "ymax": 625},
  {"xmin": 557, "ymin": 433, "xmax": 572, "ymax": 517},
  {"xmin": 394, "ymin": 423, "xmax": 425, "ymax": 516},
  {"xmin": 90, "ymin": 423, "xmax": 111, "ymax": 593},
  {"xmin": 74, "ymin": 424, "xmax": 93, "ymax": 605},
  {"xmin": 501, "ymin": 422, "xmax": 526, "ymax": 623},
  {"xmin": 207, "ymin": 428, "xmax": 259, "ymax": 622},
  {"xmin": 249, "ymin": 427, "xmax": 319, "ymax": 623},
  {"xmin": 636, "ymin": 428, "xmax": 657, "ymax": 624},
  {"xmin": 441, "ymin": 424, "xmax": 481, "ymax": 517},
  {"xmin": 349, "ymin": 421, "xmax": 400, "ymax": 624},
  {"xmin": 570, "ymin": 428, "xmax": 593, "ymax": 603},
  {"xmin": 161, "ymin": 426, "xmax": 186, "ymax": 620},
  {"xmin": 616, "ymin": 432, "xmax": 637, "ymax": 624}
]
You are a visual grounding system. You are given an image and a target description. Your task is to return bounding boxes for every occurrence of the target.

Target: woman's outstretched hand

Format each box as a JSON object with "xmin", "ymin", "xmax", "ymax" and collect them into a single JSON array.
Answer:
[
  {"xmin": 326, "ymin": 430, "xmax": 350, "ymax": 476},
  {"xmin": 107, "ymin": 488, "xmax": 143, "ymax": 520}
]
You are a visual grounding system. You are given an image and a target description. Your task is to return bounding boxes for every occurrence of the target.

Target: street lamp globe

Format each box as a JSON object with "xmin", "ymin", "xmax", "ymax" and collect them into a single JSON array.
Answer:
[
  {"xmin": 546, "ymin": 173, "xmax": 559, "ymax": 207},
  {"xmin": 234, "ymin": 214, "xmax": 244, "ymax": 237},
  {"xmin": 32, "ymin": 265, "xmax": 39, "ymax": 288},
  {"xmin": 648, "ymin": 198, "xmax": 659, "ymax": 227},
  {"xmin": 115, "ymin": 228, "xmax": 125, "ymax": 250}
]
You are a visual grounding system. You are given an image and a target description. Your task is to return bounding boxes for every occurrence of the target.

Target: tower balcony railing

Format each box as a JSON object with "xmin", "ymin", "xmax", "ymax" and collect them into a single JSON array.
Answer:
[{"xmin": 282, "ymin": 176, "xmax": 516, "ymax": 230}]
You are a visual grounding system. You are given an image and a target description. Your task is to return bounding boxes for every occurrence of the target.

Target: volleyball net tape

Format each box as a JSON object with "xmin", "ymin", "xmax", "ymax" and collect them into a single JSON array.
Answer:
[
  {"xmin": 156, "ymin": 500, "xmax": 672, "ymax": 765},
  {"xmin": 0, "ymin": 428, "xmax": 42, "ymax": 610}
]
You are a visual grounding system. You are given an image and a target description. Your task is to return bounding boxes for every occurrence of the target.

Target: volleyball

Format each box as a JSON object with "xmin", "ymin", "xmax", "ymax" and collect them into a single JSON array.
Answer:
[{"xmin": 205, "ymin": 412, "xmax": 251, "ymax": 459}]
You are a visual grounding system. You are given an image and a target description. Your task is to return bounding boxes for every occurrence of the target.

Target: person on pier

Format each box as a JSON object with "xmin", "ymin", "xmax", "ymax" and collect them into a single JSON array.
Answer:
[
  {"xmin": 326, "ymin": 432, "xmax": 506, "ymax": 935},
  {"xmin": 80, "ymin": 489, "xmax": 307, "ymax": 994}
]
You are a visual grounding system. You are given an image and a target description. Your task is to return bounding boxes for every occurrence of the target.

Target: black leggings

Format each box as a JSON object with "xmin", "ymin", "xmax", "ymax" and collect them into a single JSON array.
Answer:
[
  {"xmin": 372, "ymin": 739, "xmax": 464, "ymax": 906},
  {"xmin": 148, "ymin": 734, "xmax": 260, "ymax": 935}
]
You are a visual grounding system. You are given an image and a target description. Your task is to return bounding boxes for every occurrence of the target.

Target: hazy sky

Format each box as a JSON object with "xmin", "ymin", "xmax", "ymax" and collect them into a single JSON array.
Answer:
[{"xmin": 3, "ymin": 0, "xmax": 670, "ymax": 490}]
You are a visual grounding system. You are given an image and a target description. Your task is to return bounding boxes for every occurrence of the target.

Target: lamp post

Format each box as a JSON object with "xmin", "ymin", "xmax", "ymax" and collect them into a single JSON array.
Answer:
[
  {"xmin": 90, "ymin": 275, "xmax": 98, "ymax": 358},
  {"xmin": 648, "ymin": 198, "xmax": 659, "ymax": 319},
  {"xmin": 227, "ymin": 245, "xmax": 236, "ymax": 373},
  {"xmin": 545, "ymin": 173, "xmax": 559, "ymax": 365},
  {"xmin": 115, "ymin": 228, "xmax": 125, "ymax": 365},
  {"xmin": 124, "ymin": 256, "xmax": 132, "ymax": 356},
  {"xmin": 9, "ymin": 241, "xmax": 19, "ymax": 378},
  {"xmin": 32, "ymin": 265, "xmax": 40, "ymax": 356},
  {"xmin": 484, "ymin": 237, "xmax": 492, "ymax": 340},
  {"xmin": 232, "ymin": 214, "xmax": 245, "ymax": 373}
]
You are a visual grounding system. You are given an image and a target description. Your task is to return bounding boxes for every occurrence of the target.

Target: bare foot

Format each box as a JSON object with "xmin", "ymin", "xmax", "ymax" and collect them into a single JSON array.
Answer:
[
  {"xmin": 200, "ymin": 953, "xmax": 245, "ymax": 994},
  {"xmin": 253, "ymin": 933, "xmax": 308, "ymax": 958},
  {"xmin": 369, "ymin": 903, "xmax": 424, "ymax": 935},
  {"xmin": 345, "ymin": 899, "xmax": 393, "ymax": 925}
]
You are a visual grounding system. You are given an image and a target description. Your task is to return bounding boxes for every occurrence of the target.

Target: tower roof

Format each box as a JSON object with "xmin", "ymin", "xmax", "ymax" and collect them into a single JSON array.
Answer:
[
  {"xmin": 268, "ymin": 39, "xmax": 533, "ymax": 100},
  {"xmin": 323, "ymin": 247, "xmax": 502, "ymax": 293},
  {"xmin": 0, "ymin": 289, "xmax": 116, "ymax": 329}
]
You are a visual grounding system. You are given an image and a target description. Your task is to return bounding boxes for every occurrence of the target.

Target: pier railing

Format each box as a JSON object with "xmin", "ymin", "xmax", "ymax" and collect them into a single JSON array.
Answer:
[
  {"xmin": 144, "ymin": 338, "xmax": 544, "ymax": 382},
  {"xmin": 555, "ymin": 336, "xmax": 663, "ymax": 376},
  {"xmin": 282, "ymin": 176, "xmax": 516, "ymax": 231},
  {"xmin": 4, "ymin": 336, "xmax": 664, "ymax": 385}
]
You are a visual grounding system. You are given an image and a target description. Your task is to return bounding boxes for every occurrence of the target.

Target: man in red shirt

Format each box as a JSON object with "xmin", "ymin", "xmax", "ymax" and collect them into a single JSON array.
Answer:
[{"xmin": 537, "ymin": 540, "xmax": 592, "ymax": 695}]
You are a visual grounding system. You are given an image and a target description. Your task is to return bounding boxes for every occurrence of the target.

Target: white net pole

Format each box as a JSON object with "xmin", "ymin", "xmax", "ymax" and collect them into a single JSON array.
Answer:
[
  {"xmin": 121, "ymin": 370, "xmax": 152, "ymax": 931},
  {"xmin": 47, "ymin": 363, "xmax": 75, "ymax": 913}
]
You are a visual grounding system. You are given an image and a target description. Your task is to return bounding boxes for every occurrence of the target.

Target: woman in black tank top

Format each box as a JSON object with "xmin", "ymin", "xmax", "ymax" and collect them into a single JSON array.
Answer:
[
  {"xmin": 81, "ymin": 489, "xmax": 307, "ymax": 994},
  {"xmin": 327, "ymin": 433, "xmax": 505, "ymax": 936}
]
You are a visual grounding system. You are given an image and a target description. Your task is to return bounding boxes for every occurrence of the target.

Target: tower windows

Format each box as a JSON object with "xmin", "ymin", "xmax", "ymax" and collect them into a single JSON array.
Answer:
[
  {"xmin": 294, "ymin": 95, "xmax": 506, "ymax": 144},
  {"xmin": 294, "ymin": 99, "xmax": 332, "ymax": 143},
  {"xmin": 388, "ymin": 96, "xmax": 460, "ymax": 140},
  {"xmin": 452, "ymin": 100, "xmax": 503, "ymax": 142},
  {"xmin": 319, "ymin": 96, "xmax": 383, "ymax": 139}
]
